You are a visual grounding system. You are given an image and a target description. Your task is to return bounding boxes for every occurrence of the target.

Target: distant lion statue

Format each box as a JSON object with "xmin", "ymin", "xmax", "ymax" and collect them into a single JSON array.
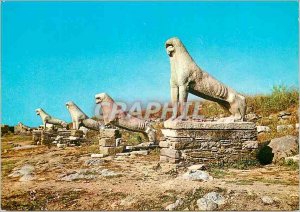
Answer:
[
  {"xmin": 95, "ymin": 93, "xmax": 156, "ymax": 143},
  {"xmin": 165, "ymin": 37, "xmax": 246, "ymax": 121},
  {"xmin": 35, "ymin": 108, "xmax": 68, "ymax": 129},
  {"xmin": 65, "ymin": 101, "xmax": 101, "ymax": 131}
]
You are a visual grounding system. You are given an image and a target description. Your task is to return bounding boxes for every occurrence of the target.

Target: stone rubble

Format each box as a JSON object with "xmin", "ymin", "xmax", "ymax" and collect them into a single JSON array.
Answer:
[
  {"xmin": 261, "ymin": 195, "xmax": 274, "ymax": 205},
  {"xmin": 268, "ymin": 135, "xmax": 298, "ymax": 163},
  {"xmin": 91, "ymin": 154, "xmax": 104, "ymax": 158},
  {"xmin": 196, "ymin": 192, "xmax": 225, "ymax": 210},
  {"xmin": 84, "ymin": 158, "xmax": 103, "ymax": 166},
  {"xmin": 257, "ymin": 126, "xmax": 271, "ymax": 134},
  {"xmin": 13, "ymin": 145, "xmax": 38, "ymax": 151},
  {"xmin": 165, "ymin": 199, "xmax": 184, "ymax": 211},
  {"xmin": 276, "ymin": 124, "xmax": 294, "ymax": 132},
  {"xmin": 9, "ymin": 164, "xmax": 35, "ymax": 182},
  {"xmin": 203, "ymin": 192, "xmax": 226, "ymax": 205},
  {"xmin": 278, "ymin": 111, "xmax": 291, "ymax": 120},
  {"xmin": 197, "ymin": 197, "xmax": 218, "ymax": 211},
  {"xmin": 59, "ymin": 168, "xmax": 120, "ymax": 181},
  {"xmin": 182, "ymin": 170, "xmax": 213, "ymax": 181}
]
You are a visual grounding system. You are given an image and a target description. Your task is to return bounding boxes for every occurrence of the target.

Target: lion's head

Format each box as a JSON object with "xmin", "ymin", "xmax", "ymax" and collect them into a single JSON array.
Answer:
[
  {"xmin": 65, "ymin": 101, "xmax": 77, "ymax": 110},
  {"xmin": 95, "ymin": 93, "xmax": 111, "ymax": 104},
  {"xmin": 66, "ymin": 101, "xmax": 88, "ymax": 120},
  {"xmin": 165, "ymin": 37, "xmax": 184, "ymax": 57},
  {"xmin": 35, "ymin": 108, "xmax": 42, "ymax": 115}
]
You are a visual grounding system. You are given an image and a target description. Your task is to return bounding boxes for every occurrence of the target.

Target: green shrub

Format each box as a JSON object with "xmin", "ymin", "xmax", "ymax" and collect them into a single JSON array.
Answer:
[
  {"xmin": 283, "ymin": 159, "xmax": 299, "ymax": 170},
  {"xmin": 246, "ymin": 84, "xmax": 299, "ymax": 116}
]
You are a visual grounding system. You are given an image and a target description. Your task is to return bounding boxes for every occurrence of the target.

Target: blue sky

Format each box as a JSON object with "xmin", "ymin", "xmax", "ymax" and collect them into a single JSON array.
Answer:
[{"xmin": 2, "ymin": 1, "xmax": 299, "ymax": 126}]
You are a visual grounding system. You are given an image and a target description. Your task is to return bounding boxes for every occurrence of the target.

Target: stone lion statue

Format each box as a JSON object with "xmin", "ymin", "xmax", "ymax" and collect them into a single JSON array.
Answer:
[
  {"xmin": 35, "ymin": 108, "xmax": 68, "ymax": 129},
  {"xmin": 165, "ymin": 37, "xmax": 246, "ymax": 121},
  {"xmin": 95, "ymin": 93, "xmax": 156, "ymax": 143},
  {"xmin": 65, "ymin": 101, "xmax": 101, "ymax": 131}
]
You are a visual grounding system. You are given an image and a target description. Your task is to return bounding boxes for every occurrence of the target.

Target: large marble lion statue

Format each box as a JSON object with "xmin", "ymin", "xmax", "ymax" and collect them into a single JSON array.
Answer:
[{"xmin": 165, "ymin": 37, "xmax": 246, "ymax": 121}]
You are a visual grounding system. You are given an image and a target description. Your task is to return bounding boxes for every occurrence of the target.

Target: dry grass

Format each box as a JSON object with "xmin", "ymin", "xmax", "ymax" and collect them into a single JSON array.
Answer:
[{"xmin": 246, "ymin": 85, "xmax": 298, "ymax": 116}]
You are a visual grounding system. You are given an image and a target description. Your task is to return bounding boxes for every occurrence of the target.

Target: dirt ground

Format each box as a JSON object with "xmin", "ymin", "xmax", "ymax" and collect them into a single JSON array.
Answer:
[{"xmin": 1, "ymin": 135, "xmax": 299, "ymax": 211}]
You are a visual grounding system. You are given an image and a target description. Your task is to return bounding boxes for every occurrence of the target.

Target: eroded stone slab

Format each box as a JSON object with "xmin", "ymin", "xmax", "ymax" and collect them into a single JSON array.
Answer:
[
  {"xmin": 99, "ymin": 129, "xmax": 120, "ymax": 138},
  {"xmin": 99, "ymin": 138, "xmax": 116, "ymax": 147},
  {"xmin": 100, "ymin": 146, "xmax": 124, "ymax": 155},
  {"xmin": 162, "ymin": 129, "xmax": 256, "ymax": 140},
  {"xmin": 164, "ymin": 120, "xmax": 256, "ymax": 130}
]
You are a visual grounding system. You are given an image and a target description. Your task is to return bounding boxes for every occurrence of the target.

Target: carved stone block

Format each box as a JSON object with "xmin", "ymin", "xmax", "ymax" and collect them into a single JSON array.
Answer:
[
  {"xmin": 160, "ymin": 148, "xmax": 181, "ymax": 159},
  {"xmin": 160, "ymin": 120, "xmax": 258, "ymax": 165},
  {"xmin": 100, "ymin": 146, "xmax": 124, "ymax": 155},
  {"xmin": 99, "ymin": 138, "xmax": 116, "ymax": 147},
  {"xmin": 70, "ymin": 130, "xmax": 84, "ymax": 137},
  {"xmin": 99, "ymin": 129, "xmax": 121, "ymax": 138}
]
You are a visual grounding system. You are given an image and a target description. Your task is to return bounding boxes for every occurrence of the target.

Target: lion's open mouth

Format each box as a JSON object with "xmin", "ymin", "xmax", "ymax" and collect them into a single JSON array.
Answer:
[
  {"xmin": 166, "ymin": 44, "xmax": 175, "ymax": 57},
  {"xmin": 95, "ymin": 98, "xmax": 101, "ymax": 104}
]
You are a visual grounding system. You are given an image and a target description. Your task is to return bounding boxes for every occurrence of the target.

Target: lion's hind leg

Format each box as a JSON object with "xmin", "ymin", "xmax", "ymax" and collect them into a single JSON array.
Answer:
[
  {"xmin": 145, "ymin": 125, "xmax": 157, "ymax": 144},
  {"xmin": 228, "ymin": 94, "xmax": 246, "ymax": 121}
]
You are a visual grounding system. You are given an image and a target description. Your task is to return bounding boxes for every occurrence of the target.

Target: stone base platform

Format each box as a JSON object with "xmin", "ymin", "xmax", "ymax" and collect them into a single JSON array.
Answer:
[
  {"xmin": 99, "ymin": 129, "xmax": 123, "ymax": 155},
  {"xmin": 32, "ymin": 129, "xmax": 85, "ymax": 146},
  {"xmin": 159, "ymin": 120, "xmax": 258, "ymax": 165}
]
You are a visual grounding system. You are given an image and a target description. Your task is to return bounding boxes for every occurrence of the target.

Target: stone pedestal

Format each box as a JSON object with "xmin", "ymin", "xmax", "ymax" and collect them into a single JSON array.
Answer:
[
  {"xmin": 160, "ymin": 120, "xmax": 258, "ymax": 165},
  {"xmin": 99, "ymin": 129, "xmax": 123, "ymax": 155},
  {"xmin": 41, "ymin": 130, "xmax": 58, "ymax": 145},
  {"xmin": 58, "ymin": 129, "xmax": 85, "ymax": 146},
  {"xmin": 32, "ymin": 130, "xmax": 42, "ymax": 144}
]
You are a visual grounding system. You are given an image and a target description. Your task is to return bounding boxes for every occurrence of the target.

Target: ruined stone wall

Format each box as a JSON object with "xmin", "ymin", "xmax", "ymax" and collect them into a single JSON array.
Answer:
[
  {"xmin": 159, "ymin": 121, "xmax": 258, "ymax": 165},
  {"xmin": 32, "ymin": 129, "xmax": 85, "ymax": 146},
  {"xmin": 14, "ymin": 124, "xmax": 31, "ymax": 135},
  {"xmin": 32, "ymin": 130, "xmax": 58, "ymax": 145}
]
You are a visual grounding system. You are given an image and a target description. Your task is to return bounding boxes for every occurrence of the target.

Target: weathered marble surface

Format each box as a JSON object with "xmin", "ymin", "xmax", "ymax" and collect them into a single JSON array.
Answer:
[{"xmin": 165, "ymin": 37, "xmax": 246, "ymax": 121}]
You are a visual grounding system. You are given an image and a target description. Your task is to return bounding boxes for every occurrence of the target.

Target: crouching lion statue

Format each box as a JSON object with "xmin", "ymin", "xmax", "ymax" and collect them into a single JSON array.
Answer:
[
  {"xmin": 65, "ymin": 101, "xmax": 102, "ymax": 131},
  {"xmin": 165, "ymin": 37, "xmax": 246, "ymax": 121},
  {"xmin": 35, "ymin": 108, "xmax": 68, "ymax": 129},
  {"xmin": 95, "ymin": 93, "xmax": 157, "ymax": 143}
]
